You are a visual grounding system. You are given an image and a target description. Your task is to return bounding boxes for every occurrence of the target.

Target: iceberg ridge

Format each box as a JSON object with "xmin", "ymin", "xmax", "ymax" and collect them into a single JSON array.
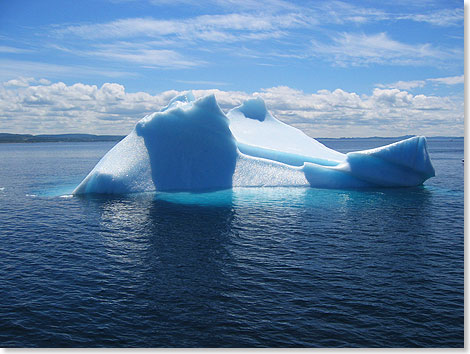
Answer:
[{"xmin": 73, "ymin": 92, "xmax": 435, "ymax": 195}]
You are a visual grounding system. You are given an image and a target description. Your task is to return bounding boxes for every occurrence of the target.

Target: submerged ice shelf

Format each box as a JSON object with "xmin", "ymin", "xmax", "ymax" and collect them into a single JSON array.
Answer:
[{"xmin": 73, "ymin": 92, "xmax": 435, "ymax": 195}]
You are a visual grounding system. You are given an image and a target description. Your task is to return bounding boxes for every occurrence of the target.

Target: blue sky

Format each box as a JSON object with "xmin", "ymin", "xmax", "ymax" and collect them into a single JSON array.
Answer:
[{"xmin": 0, "ymin": 0, "xmax": 464, "ymax": 137}]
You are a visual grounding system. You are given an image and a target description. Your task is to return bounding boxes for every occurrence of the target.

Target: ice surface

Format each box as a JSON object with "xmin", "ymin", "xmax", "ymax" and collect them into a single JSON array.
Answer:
[
  {"xmin": 227, "ymin": 98, "xmax": 346, "ymax": 166},
  {"xmin": 73, "ymin": 130, "xmax": 153, "ymax": 194},
  {"xmin": 233, "ymin": 155, "xmax": 308, "ymax": 187},
  {"xmin": 73, "ymin": 92, "xmax": 435, "ymax": 195},
  {"xmin": 344, "ymin": 136, "xmax": 435, "ymax": 187}
]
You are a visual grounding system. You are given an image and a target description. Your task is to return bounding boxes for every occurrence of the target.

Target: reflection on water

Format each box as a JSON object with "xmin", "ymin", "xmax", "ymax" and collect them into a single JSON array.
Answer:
[
  {"xmin": 79, "ymin": 194, "xmax": 238, "ymax": 346},
  {"xmin": 84, "ymin": 186, "xmax": 436, "ymax": 285},
  {"xmin": 66, "ymin": 183, "xmax": 462, "ymax": 347}
]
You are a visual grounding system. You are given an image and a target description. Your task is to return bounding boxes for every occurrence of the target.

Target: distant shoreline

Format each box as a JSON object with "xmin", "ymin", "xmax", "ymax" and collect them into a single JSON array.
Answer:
[
  {"xmin": 0, "ymin": 133, "xmax": 463, "ymax": 144},
  {"xmin": 318, "ymin": 136, "xmax": 464, "ymax": 140},
  {"xmin": 0, "ymin": 133, "xmax": 126, "ymax": 143}
]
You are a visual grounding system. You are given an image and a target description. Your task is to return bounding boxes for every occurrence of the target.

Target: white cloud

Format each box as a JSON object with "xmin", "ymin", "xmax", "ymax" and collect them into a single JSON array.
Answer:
[
  {"xmin": 3, "ymin": 77, "xmax": 51, "ymax": 88},
  {"xmin": 428, "ymin": 75, "xmax": 464, "ymax": 85},
  {"xmin": 57, "ymin": 13, "xmax": 308, "ymax": 42},
  {"xmin": 0, "ymin": 46, "xmax": 32, "ymax": 54},
  {"xmin": 378, "ymin": 75, "xmax": 464, "ymax": 90},
  {"xmin": 51, "ymin": 41, "xmax": 202, "ymax": 69},
  {"xmin": 397, "ymin": 8, "xmax": 463, "ymax": 27},
  {"xmin": 0, "ymin": 79, "xmax": 463, "ymax": 137},
  {"xmin": 376, "ymin": 80, "xmax": 426, "ymax": 91},
  {"xmin": 0, "ymin": 59, "xmax": 137, "ymax": 82},
  {"xmin": 91, "ymin": 46, "xmax": 202, "ymax": 68},
  {"xmin": 147, "ymin": 0, "xmax": 301, "ymax": 13},
  {"xmin": 311, "ymin": 32, "xmax": 448, "ymax": 67},
  {"xmin": 309, "ymin": 1, "xmax": 388, "ymax": 25}
]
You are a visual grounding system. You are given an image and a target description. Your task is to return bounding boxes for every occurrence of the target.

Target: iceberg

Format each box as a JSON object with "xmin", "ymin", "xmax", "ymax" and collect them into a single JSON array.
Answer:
[{"xmin": 73, "ymin": 92, "xmax": 435, "ymax": 195}]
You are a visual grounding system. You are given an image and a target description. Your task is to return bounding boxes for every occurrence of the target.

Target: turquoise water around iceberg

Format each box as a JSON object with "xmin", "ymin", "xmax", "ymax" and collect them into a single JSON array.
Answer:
[{"xmin": 0, "ymin": 138, "xmax": 463, "ymax": 347}]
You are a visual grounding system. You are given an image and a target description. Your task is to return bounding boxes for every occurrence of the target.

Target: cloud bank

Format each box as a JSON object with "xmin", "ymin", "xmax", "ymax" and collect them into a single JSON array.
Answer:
[{"xmin": 0, "ymin": 78, "xmax": 463, "ymax": 137}]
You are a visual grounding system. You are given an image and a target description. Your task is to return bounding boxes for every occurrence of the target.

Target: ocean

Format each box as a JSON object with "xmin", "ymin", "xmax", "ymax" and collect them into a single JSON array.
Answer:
[{"xmin": 0, "ymin": 137, "xmax": 463, "ymax": 347}]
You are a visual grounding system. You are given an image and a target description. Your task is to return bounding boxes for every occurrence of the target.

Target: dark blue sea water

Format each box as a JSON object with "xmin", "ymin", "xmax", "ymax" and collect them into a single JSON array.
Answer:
[{"xmin": 0, "ymin": 138, "xmax": 463, "ymax": 347}]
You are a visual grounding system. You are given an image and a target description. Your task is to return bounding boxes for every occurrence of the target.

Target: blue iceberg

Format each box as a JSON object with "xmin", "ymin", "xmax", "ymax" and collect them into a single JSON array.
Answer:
[{"xmin": 73, "ymin": 92, "xmax": 435, "ymax": 194}]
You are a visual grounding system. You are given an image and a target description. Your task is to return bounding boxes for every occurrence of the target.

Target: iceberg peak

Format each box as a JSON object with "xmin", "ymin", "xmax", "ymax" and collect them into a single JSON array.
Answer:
[
  {"xmin": 75, "ymin": 93, "xmax": 237, "ymax": 194},
  {"xmin": 162, "ymin": 91, "xmax": 196, "ymax": 111},
  {"xmin": 236, "ymin": 97, "xmax": 268, "ymax": 122}
]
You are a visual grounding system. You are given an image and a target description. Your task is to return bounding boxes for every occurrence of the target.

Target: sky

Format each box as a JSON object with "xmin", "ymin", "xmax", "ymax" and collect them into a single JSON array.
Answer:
[{"xmin": 0, "ymin": 0, "xmax": 464, "ymax": 137}]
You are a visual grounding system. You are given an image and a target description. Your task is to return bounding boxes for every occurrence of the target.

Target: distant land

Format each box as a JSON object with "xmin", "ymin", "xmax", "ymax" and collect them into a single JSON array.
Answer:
[
  {"xmin": 0, "ymin": 133, "xmax": 463, "ymax": 143},
  {"xmin": 319, "ymin": 136, "xmax": 464, "ymax": 140},
  {"xmin": 0, "ymin": 133, "xmax": 125, "ymax": 143}
]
